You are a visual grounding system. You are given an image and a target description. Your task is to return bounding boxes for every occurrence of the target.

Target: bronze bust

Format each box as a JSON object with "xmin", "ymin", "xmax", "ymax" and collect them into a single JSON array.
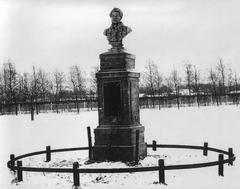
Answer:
[{"xmin": 104, "ymin": 8, "xmax": 132, "ymax": 52}]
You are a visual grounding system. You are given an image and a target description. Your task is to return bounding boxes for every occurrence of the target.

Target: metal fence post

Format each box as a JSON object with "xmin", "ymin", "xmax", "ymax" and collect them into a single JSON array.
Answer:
[
  {"xmin": 152, "ymin": 140, "xmax": 157, "ymax": 151},
  {"xmin": 17, "ymin": 161, "xmax": 23, "ymax": 182},
  {"xmin": 228, "ymin": 148, "xmax": 233, "ymax": 166},
  {"xmin": 158, "ymin": 159, "xmax": 165, "ymax": 184},
  {"xmin": 87, "ymin": 126, "xmax": 92, "ymax": 160},
  {"xmin": 73, "ymin": 162, "xmax": 80, "ymax": 187},
  {"xmin": 46, "ymin": 146, "xmax": 51, "ymax": 162},
  {"xmin": 10, "ymin": 154, "xmax": 15, "ymax": 171},
  {"xmin": 218, "ymin": 154, "xmax": 224, "ymax": 176},
  {"xmin": 203, "ymin": 142, "xmax": 208, "ymax": 156},
  {"xmin": 135, "ymin": 130, "xmax": 140, "ymax": 164}
]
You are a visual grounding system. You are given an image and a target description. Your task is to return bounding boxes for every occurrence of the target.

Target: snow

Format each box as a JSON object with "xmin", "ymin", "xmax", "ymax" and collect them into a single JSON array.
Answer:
[{"xmin": 0, "ymin": 105, "xmax": 239, "ymax": 189}]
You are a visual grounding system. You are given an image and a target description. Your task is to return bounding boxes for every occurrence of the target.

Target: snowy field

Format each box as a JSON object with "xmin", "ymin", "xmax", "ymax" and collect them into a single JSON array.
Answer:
[{"xmin": 0, "ymin": 105, "xmax": 239, "ymax": 189}]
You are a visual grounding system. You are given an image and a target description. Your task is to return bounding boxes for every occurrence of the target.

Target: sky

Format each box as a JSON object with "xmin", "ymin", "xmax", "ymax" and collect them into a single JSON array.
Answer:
[{"xmin": 0, "ymin": 0, "xmax": 240, "ymax": 77}]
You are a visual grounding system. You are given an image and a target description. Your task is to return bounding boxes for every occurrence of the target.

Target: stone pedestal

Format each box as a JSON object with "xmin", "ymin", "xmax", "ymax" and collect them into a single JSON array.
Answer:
[{"xmin": 93, "ymin": 51, "xmax": 147, "ymax": 162}]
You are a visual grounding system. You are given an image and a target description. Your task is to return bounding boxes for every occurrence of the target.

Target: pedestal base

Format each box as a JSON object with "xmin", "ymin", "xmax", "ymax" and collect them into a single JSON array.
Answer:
[{"xmin": 93, "ymin": 125, "xmax": 147, "ymax": 162}]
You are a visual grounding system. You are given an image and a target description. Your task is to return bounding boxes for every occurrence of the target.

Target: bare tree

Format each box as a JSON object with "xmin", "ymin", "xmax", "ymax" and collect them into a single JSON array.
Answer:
[
  {"xmin": 68, "ymin": 65, "xmax": 85, "ymax": 113},
  {"xmin": 20, "ymin": 72, "xmax": 31, "ymax": 102},
  {"xmin": 38, "ymin": 68, "xmax": 51, "ymax": 103},
  {"xmin": 234, "ymin": 72, "xmax": 239, "ymax": 105},
  {"xmin": 52, "ymin": 70, "xmax": 65, "ymax": 113},
  {"xmin": 89, "ymin": 66, "xmax": 99, "ymax": 110},
  {"xmin": 208, "ymin": 68, "xmax": 219, "ymax": 106},
  {"xmin": 3, "ymin": 61, "xmax": 19, "ymax": 115},
  {"xmin": 29, "ymin": 66, "xmax": 41, "ymax": 114},
  {"xmin": 90, "ymin": 66, "xmax": 99, "ymax": 95},
  {"xmin": 171, "ymin": 69, "xmax": 181, "ymax": 109},
  {"xmin": 193, "ymin": 65, "xmax": 201, "ymax": 107},
  {"xmin": 154, "ymin": 69, "xmax": 163, "ymax": 109},
  {"xmin": 19, "ymin": 72, "xmax": 35, "ymax": 116},
  {"xmin": 164, "ymin": 76, "xmax": 174, "ymax": 107},
  {"xmin": 217, "ymin": 58, "xmax": 227, "ymax": 104},
  {"xmin": 143, "ymin": 60, "xmax": 158, "ymax": 108},
  {"xmin": 184, "ymin": 63, "xmax": 194, "ymax": 106}
]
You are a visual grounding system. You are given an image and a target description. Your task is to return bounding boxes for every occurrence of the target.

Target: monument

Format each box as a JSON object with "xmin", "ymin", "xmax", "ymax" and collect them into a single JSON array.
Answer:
[{"xmin": 93, "ymin": 8, "xmax": 147, "ymax": 161}]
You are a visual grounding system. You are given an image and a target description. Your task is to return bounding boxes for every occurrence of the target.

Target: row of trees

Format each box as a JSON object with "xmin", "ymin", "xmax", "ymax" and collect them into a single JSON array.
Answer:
[
  {"xmin": 0, "ymin": 60, "xmax": 98, "ymax": 114},
  {"xmin": 0, "ymin": 58, "xmax": 240, "ymax": 114},
  {"xmin": 141, "ymin": 58, "xmax": 240, "ymax": 107}
]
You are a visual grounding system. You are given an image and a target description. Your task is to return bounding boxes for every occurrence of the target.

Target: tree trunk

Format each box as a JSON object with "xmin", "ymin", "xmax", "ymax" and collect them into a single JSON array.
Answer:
[
  {"xmin": 55, "ymin": 96, "xmax": 59, "ymax": 113},
  {"xmin": 196, "ymin": 94, "xmax": 200, "ymax": 108},
  {"xmin": 14, "ymin": 99, "xmax": 18, "ymax": 115},
  {"xmin": 75, "ymin": 96, "xmax": 79, "ymax": 114},
  {"xmin": 30, "ymin": 97, "xmax": 34, "ymax": 121},
  {"xmin": 158, "ymin": 97, "xmax": 161, "ymax": 110},
  {"xmin": 36, "ymin": 102, "xmax": 39, "ymax": 115}
]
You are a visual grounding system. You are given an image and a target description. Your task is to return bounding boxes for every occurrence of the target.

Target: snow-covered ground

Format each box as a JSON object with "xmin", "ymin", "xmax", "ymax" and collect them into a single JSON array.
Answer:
[{"xmin": 0, "ymin": 105, "xmax": 239, "ymax": 189}]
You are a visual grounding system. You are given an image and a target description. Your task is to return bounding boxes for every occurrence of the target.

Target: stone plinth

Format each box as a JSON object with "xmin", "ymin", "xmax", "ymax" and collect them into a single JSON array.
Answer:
[
  {"xmin": 100, "ymin": 52, "xmax": 135, "ymax": 71},
  {"xmin": 93, "ymin": 51, "xmax": 147, "ymax": 162},
  {"xmin": 93, "ymin": 126, "xmax": 147, "ymax": 161}
]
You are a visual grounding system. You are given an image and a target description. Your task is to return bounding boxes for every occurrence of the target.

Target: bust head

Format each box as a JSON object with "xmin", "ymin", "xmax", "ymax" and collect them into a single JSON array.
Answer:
[
  {"xmin": 104, "ymin": 8, "xmax": 131, "ymax": 51},
  {"xmin": 109, "ymin": 8, "xmax": 123, "ymax": 24}
]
